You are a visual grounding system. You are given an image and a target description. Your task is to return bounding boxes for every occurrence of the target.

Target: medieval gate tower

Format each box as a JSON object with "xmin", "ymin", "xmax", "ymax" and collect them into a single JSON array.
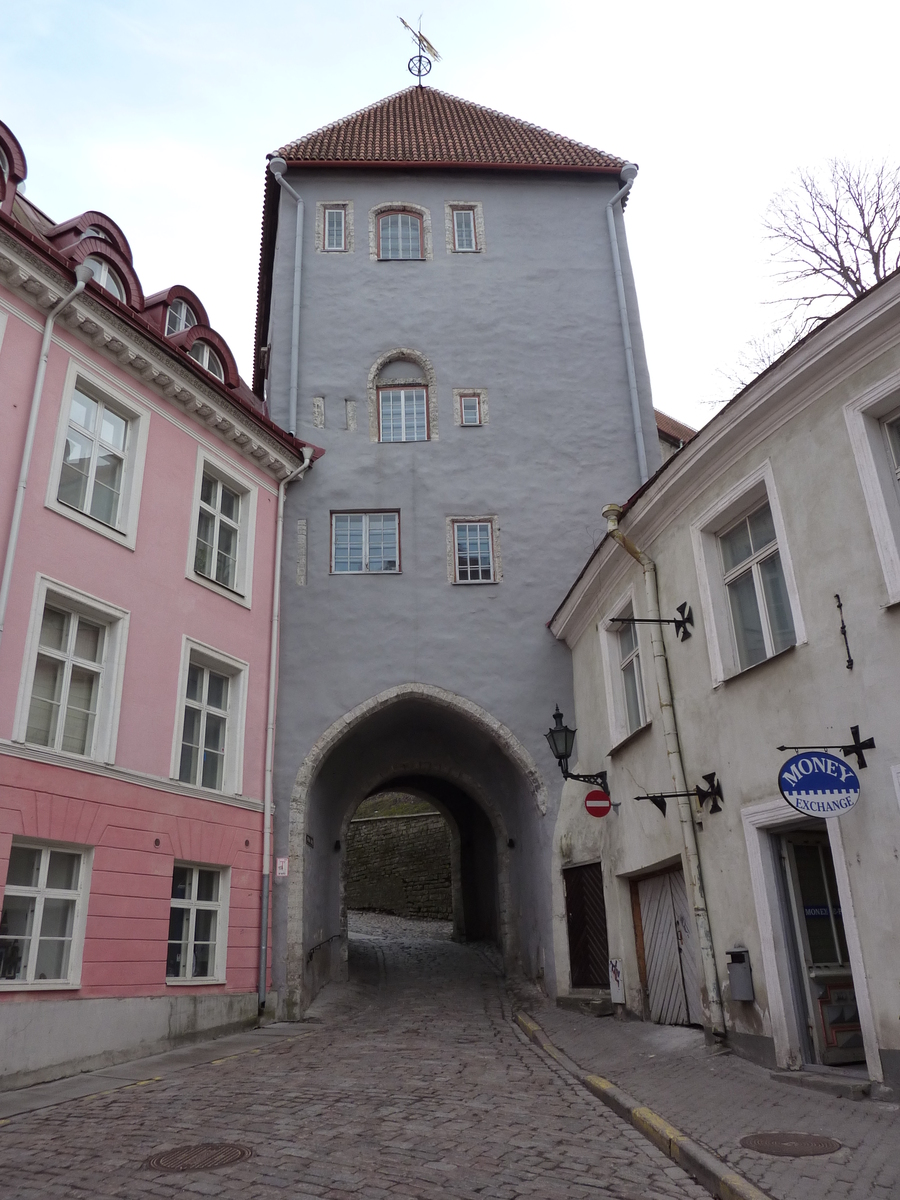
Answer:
[{"xmin": 254, "ymin": 86, "xmax": 659, "ymax": 1016}]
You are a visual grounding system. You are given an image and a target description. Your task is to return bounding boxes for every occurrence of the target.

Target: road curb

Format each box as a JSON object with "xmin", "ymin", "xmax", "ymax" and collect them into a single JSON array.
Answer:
[{"xmin": 515, "ymin": 1011, "xmax": 772, "ymax": 1200}]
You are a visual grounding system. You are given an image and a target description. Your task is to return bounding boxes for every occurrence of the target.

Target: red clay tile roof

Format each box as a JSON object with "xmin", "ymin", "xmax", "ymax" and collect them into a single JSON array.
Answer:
[
  {"xmin": 654, "ymin": 409, "xmax": 697, "ymax": 446},
  {"xmin": 276, "ymin": 86, "xmax": 625, "ymax": 173}
]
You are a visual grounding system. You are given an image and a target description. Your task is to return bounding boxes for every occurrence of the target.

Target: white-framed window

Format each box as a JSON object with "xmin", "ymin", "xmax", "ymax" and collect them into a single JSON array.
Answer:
[
  {"xmin": 378, "ymin": 211, "xmax": 423, "ymax": 260},
  {"xmin": 453, "ymin": 520, "xmax": 495, "ymax": 583},
  {"xmin": 331, "ymin": 512, "xmax": 399, "ymax": 574},
  {"xmin": 460, "ymin": 394, "xmax": 481, "ymax": 426},
  {"xmin": 171, "ymin": 638, "xmax": 248, "ymax": 796},
  {"xmin": 83, "ymin": 255, "xmax": 125, "ymax": 301},
  {"xmin": 452, "ymin": 208, "xmax": 477, "ymax": 251},
  {"xmin": 378, "ymin": 387, "xmax": 428, "ymax": 442},
  {"xmin": 46, "ymin": 364, "xmax": 149, "ymax": 549},
  {"xmin": 617, "ymin": 609, "xmax": 646, "ymax": 734},
  {"xmin": 187, "ymin": 452, "xmax": 257, "ymax": 606},
  {"xmin": 719, "ymin": 503, "xmax": 796, "ymax": 671},
  {"xmin": 15, "ymin": 577, "xmax": 129, "ymax": 764},
  {"xmin": 844, "ymin": 379, "xmax": 900, "ymax": 605},
  {"xmin": 166, "ymin": 863, "xmax": 228, "ymax": 983},
  {"xmin": 0, "ymin": 841, "xmax": 93, "ymax": 989},
  {"xmin": 165, "ymin": 298, "xmax": 198, "ymax": 336},
  {"xmin": 324, "ymin": 206, "xmax": 346, "ymax": 251},
  {"xmin": 691, "ymin": 462, "xmax": 805, "ymax": 685},
  {"xmin": 188, "ymin": 340, "xmax": 225, "ymax": 381}
]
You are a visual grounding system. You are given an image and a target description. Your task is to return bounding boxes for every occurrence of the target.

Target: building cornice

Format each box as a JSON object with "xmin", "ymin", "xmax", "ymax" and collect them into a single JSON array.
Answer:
[
  {"xmin": 0, "ymin": 230, "xmax": 304, "ymax": 481},
  {"xmin": 550, "ymin": 272, "xmax": 900, "ymax": 645}
]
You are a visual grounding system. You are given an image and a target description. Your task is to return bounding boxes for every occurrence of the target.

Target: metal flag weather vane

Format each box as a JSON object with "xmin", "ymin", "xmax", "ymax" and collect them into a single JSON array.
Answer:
[{"xmin": 399, "ymin": 16, "xmax": 441, "ymax": 83}]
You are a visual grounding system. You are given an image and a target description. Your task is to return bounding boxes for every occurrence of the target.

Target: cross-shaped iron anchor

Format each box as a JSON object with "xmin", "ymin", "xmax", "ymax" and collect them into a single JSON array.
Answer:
[{"xmin": 840, "ymin": 725, "xmax": 876, "ymax": 769}]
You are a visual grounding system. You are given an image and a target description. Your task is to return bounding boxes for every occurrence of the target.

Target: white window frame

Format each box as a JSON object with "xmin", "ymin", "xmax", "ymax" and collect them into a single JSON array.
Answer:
[
  {"xmin": 598, "ymin": 585, "xmax": 650, "ymax": 748},
  {"xmin": 0, "ymin": 840, "xmax": 94, "ymax": 991},
  {"xmin": 83, "ymin": 255, "xmax": 125, "ymax": 301},
  {"xmin": 378, "ymin": 386, "xmax": 429, "ymax": 443},
  {"xmin": 186, "ymin": 450, "xmax": 258, "ymax": 607},
  {"xmin": 165, "ymin": 861, "xmax": 230, "ymax": 985},
  {"xmin": 844, "ymin": 374, "xmax": 900, "ymax": 605},
  {"xmin": 14, "ymin": 575, "xmax": 130, "ymax": 765},
  {"xmin": 368, "ymin": 202, "xmax": 432, "ymax": 261},
  {"xmin": 691, "ymin": 461, "xmax": 806, "ymax": 686},
  {"xmin": 165, "ymin": 298, "xmax": 198, "ymax": 336},
  {"xmin": 453, "ymin": 389, "xmax": 488, "ymax": 427},
  {"xmin": 449, "ymin": 517, "xmax": 499, "ymax": 584},
  {"xmin": 316, "ymin": 200, "xmax": 353, "ymax": 253},
  {"xmin": 324, "ymin": 206, "xmax": 346, "ymax": 251},
  {"xmin": 330, "ymin": 511, "xmax": 401, "ymax": 574},
  {"xmin": 445, "ymin": 201, "xmax": 485, "ymax": 254},
  {"xmin": 45, "ymin": 360, "xmax": 150, "ymax": 550},
  {"xmin": 452, "ymin": 208, "xmax": 477, "ymax": 252},
  {"xmin": 188, "ymin": 340, "xmax": 224, "ymax": 381},
  {"xmin": 170, "ymin": 637, "xmax": 248, "ymax": 798}
]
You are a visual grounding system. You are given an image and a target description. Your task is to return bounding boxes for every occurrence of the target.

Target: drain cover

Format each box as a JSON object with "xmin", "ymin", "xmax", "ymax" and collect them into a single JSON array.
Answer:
[
  {"xmin": 740, "ymin": 1132, "xmax": 841, "ymax": 1156},
  {"xmin": 145, "ymin": 1143, "xmax": 253, "ymax": 1171}
]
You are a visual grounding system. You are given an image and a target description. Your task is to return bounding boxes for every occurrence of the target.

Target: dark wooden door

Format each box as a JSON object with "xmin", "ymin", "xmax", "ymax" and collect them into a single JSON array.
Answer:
[{"xmin": 564, "ymin": 862, "xmax": 609, "ymax": 988}]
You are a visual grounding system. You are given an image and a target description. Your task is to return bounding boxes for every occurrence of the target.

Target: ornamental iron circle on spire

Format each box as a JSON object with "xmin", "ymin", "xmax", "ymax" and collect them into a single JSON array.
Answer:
[{"xmin": 408, "ymin": 54, "xmax": 432, "ymax": 78}]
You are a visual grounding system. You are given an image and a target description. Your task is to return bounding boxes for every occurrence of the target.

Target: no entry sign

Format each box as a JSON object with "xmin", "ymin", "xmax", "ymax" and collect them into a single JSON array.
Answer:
[{"xmin": 584, "ymin": 789, "xmax": 612, "ymax": 818}]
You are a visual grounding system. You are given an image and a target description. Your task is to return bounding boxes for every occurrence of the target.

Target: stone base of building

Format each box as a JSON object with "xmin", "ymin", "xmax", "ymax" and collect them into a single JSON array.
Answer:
[{"xmin": 0, "ymin": 992, "xmax": 259, "ymax": 1091}]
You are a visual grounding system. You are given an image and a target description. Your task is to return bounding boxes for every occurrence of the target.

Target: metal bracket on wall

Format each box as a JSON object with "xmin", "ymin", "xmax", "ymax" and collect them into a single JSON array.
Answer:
[
  {"xmin": 613, "ymin": 602, "xmax": 694, "ymax": 642},
  {"xmin": 777, "ymin": 725, "xmax": 876, "ymax": 769},
  {"xmin": 834, "ymin": 593, "xmax": 853, "ymax": 670},
  {"xmin": 635, "ymin": 772, "xmax": 723, "ymax": 817}
]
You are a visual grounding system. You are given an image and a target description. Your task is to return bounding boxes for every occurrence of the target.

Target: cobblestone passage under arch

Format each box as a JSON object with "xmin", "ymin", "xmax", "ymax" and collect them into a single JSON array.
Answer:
[{"xmin": 0, "ymin": 916, "xmax": 708, "ymax": 1200}]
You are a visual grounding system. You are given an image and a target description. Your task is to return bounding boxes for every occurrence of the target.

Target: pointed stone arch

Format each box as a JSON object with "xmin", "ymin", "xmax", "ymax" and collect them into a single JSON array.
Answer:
[{"xmin": 367, "ymin": 347, "xmax": 439, "ymax": 441}]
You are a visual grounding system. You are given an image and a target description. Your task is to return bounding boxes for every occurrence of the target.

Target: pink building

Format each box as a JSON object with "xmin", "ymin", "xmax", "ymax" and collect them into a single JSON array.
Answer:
[{"xmin": 0, "ymin": 120, "xmax": 320, "ymax": 1087}]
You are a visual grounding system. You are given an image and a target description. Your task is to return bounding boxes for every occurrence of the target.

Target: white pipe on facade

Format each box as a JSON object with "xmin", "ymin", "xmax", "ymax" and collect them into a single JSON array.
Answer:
[
  {"xmin": 0, "ymin": 265, "xmax": 92, "ymax": 652},
  {"xmin": 606, "ymin": 165, "xmax": 649, "ymax": 485},
  {"xmin": 258, "ymin": 445, "xmax": 314, "ymax": 1010},
  {"xmin": 268, "ymin": 157, "xmax": 304, "ymax": 437},
  {"xmin": 601, "ymin": 502, "xmax": 726, "ymax": 1037}
]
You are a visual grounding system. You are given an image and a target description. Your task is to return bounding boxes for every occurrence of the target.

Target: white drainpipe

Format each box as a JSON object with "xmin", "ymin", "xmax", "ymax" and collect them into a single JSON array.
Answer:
[
  {"xmin": 268, "ymin": 157, "xmax": 303, "ymax": 437},
  {"xmin": 0, "ymin": 264, "xmax": 93, "ymax": 652},
  {"xmin": 259, "ymin": 445, "xmax": 314, "ymax": 1010},
  {"xmin": 606, "ymin": 165, "xmax": 649, "ymax": 485},
  {"xmin": 601, "ymin": 502, "xmax": 726, "ymax": 1037}
]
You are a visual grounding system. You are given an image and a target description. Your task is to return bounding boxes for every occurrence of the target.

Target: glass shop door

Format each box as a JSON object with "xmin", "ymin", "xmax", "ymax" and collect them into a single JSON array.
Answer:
[{"xmin": 780, "ymin": 830, "xmax": 865, "ymax": 1066}]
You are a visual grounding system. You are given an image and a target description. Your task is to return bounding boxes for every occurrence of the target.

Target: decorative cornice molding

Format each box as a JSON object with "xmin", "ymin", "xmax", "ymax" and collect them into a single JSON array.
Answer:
[{"xmin": 0, "ymin": 232, "xmax": 301, "ymax": 480}]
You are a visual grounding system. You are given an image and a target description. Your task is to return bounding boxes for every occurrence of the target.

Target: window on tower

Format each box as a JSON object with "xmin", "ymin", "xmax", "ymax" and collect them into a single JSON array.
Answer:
[{"xmin": 378, "ymin": 211, "xmax": 423, "ymax": 260}]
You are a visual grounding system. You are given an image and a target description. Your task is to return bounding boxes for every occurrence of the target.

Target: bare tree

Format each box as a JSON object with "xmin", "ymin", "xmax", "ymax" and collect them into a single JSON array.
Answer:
[
  {"xmin": 764, "ymin": 159, "xmax": 900, "ymax": 327},
  {"xmin": 719, "ymin": 318, "xmax": 807, "ymax": 393}
]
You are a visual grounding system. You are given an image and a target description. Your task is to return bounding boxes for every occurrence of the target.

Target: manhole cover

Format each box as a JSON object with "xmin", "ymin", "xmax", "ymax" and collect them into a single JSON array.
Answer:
[
  {"xmin": 145, "ymin": 1143, "xmax": 253, "ymax": 1171},
  {"xmin": 740, "ymin": 1132, "xmax": 841, "ymax": 1156}
]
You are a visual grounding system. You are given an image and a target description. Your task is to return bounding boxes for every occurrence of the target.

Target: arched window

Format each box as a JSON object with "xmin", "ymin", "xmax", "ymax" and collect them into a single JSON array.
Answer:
[
  {"xmin": 166, "ymin": 298, "xmax": 198, "ymax": 336},
  {"xmin": 83, "ymin": 256, "xmax": 125, "ymax": 302},
  {"xmin": 378, "ymin": 211, "xmax": 423, "ymax": 260},
  {"xmin": 189, "ymin": 340, "xmax": 225, "ymax": 381},
  {"xmin": 82, "ymin": 226, "xmax": 110, "ymax": 242},
  {"xmin": 375, "ymin": 358, "xmax": 428, "ymax": 442},
  {"xmin": 0, "ymin": 146, "xmax": 8, "ymax": 183}
]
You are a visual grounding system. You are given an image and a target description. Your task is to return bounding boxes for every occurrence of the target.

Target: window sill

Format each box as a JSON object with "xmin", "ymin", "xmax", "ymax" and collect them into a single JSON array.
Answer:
[
  {"xmin": 0, "ymin": 981, "xmax": 81, "ymax": 992},
  {"xmin": 165, "ymin": 977, "xmax": 226, "ymax": 987},
  {"xmin": 719, "ymin": 642, "xmax": 797, "ymax": 687},
  {"xmin": 452, "ymin": 580, "xmax": 498, "ymax": 586},
  {"xmin": 608, "ymin": 720, "xmax": 652, "ymax": 757},
  {"xmin": 187, "ymin": 570, "xmax": 251, "ymax": 609},
  {"xmin": 169, "ymin": 776, "xmax": 242, "ymax": 801},
  {"xmin": 329, "ymin": 571, "xmax": 401, "ymax": 577},
  {"xmin": 45, "ymin": 497, "xmax": 135, "ymax": 550}
]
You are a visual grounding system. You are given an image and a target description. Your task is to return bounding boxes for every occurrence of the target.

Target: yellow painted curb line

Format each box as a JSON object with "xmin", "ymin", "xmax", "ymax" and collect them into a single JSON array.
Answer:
[{"xmin": 515, "ymin": 1011, "xmax": 772, "ymax": 1200}]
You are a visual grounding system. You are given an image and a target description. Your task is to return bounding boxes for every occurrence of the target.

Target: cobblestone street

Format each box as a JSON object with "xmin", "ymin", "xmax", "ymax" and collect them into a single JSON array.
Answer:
[{"xmin": 1, "ymin": 915, "xmax": 708, "ymax": 1200}]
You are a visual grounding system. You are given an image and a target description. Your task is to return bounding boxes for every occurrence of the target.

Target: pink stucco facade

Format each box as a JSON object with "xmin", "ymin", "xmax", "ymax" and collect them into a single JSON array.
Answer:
[{"xmin": 0, "ymin": 119, "xmax": 315, "ymax": 1079}]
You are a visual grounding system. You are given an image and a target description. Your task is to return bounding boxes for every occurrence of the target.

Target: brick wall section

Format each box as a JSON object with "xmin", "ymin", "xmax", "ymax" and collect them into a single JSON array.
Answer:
[{"xmin": 346, "ymin": 813, "xmax": 452, "ymax": 919}]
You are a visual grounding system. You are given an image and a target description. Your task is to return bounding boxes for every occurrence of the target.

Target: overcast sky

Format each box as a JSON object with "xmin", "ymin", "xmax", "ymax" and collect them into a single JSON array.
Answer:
[{"xmin": 3, "ymin": 0, "xmax": 899, "ymax": 430}]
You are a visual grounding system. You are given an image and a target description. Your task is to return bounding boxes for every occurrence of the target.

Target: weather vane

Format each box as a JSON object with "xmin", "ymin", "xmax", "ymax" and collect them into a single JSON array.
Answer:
[{"xmin": 399, "ymin": 16, "xmax": 441, "ymax": 84}]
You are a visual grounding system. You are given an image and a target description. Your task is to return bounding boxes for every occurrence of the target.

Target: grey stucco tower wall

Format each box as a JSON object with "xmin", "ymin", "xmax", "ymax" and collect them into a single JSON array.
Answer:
[{"xmin": 256, "ymin": 87, "xmax": 660, "ymax": 1016}]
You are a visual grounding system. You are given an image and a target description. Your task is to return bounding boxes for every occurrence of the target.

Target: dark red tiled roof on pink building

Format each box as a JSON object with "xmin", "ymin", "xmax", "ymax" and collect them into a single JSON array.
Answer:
[{"xmin": 276, "ymin": 86, "xmax": 625, "ymax": 173}]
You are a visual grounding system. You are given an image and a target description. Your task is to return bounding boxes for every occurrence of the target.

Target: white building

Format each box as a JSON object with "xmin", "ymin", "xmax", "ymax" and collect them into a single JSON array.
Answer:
[{"xmin": 549, "ymin": 269, "xmax": 900, "ymax": 1096}]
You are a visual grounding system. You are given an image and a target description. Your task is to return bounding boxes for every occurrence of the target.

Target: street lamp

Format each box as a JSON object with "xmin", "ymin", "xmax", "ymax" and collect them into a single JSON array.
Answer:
[{"xmin": 545, "ymin": 706, "xmax": 608, "ymax": 789}]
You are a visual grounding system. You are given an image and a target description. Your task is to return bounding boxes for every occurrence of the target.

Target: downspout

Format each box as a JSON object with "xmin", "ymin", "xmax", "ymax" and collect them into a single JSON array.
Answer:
[
  {"xmin": 606, "ymin": 165, "xmax": 649, "ymax": 485},
  {"xmin": 268, "ymin": 157, "xmax": 303, "ymax": 437},
  {"xmin": 601, "ymin": 502, "xmax": 726, "ymax": 1037},
  {"xmin": 259, "ymin": 445, "xmax": 314, "ymax": 1012},
  {"xmin": 0, "ymin": 264, "xmax": 92, "ymax": 652}
]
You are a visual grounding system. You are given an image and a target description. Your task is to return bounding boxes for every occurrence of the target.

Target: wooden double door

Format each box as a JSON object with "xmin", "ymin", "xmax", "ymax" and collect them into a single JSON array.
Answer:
[{"xmin": 633, "ymin": 867, "xmax": 703, "ymax": 1026}]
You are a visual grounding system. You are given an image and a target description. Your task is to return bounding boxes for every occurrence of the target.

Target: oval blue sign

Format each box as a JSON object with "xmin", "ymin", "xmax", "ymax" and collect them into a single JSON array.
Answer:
[{"xmin": 778, "ymin": 752, "xmax": 860, "ymax": 816}]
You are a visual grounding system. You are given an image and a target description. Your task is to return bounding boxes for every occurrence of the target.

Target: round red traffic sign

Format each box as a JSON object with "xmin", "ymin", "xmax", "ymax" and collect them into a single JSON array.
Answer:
[{"xmin": 584, "ymin": 789, "xmax": 612, "ymax": 818}]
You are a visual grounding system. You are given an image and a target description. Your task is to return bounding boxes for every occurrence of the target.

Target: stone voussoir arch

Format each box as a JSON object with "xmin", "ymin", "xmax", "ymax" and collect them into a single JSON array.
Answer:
[
  {"xmin": 367, "ymin": 347, "xmax": 438, "ymax": 442},
  {"xmin": 290, "ymin": 682, "xmax": 548, "ymax": 818}
]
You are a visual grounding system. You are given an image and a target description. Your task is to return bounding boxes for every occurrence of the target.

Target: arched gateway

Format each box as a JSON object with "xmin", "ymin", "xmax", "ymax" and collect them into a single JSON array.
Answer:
[{"xmin": 277, "ymin": 684, "xmax": 547, "ymax": 1018}]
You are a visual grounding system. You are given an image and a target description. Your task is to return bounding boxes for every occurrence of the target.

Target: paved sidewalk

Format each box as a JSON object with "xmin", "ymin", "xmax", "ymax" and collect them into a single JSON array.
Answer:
[
  {"xmin": 0, "ymin": 915, "xmax": 709, "ymax": 1200},
  {"xmin": 516, "ymin": 991, "xmax": 900, "ymax": 1200}
]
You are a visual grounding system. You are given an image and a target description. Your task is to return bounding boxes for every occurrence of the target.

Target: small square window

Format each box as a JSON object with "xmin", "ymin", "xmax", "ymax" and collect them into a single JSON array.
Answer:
[
  {"xmin": 1, "ymin": 842, "xmax": 90, "ymax": 987},
  {"xmin": 166, "ymin": 864, "xmax": 226, "ymax": 982},
  {"xmin": 452, "ymin": 209, "xmax": 477, "ymax": 252},
  {"xmin": 324, "ymin": 207, "xmax": 346, "ymax": 251},
  {"xmin": 460, "ymin": 395, "xmax": 482, "ymax": 426},
  {"xmin": 331, "ymin": 512, "xmax": 399, "ymax": 573},
  {"xmin": 453, "ymin": 521, "xmax": 494, "ymax": 583}
]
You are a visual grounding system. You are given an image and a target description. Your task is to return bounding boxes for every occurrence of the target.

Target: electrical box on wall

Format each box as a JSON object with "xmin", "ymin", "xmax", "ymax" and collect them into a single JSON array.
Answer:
[{"xmin": 726, "ymin": 946, "xmax": 754, "ymax": 1002}]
